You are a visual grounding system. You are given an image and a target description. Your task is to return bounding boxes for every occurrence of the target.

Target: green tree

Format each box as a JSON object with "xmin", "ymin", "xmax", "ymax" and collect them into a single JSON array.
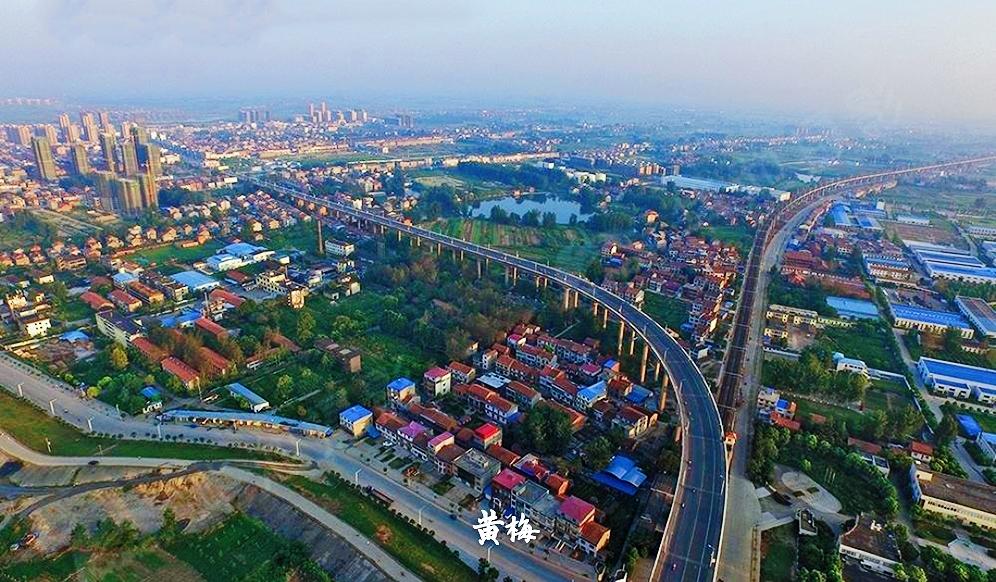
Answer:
[
  {"xmin": 108, "ymin": 344, "xmax": 129, "ymax": 371},
  {"xmin": 935, "ymin": 413, "xmax": 958, "ymax": 446}
]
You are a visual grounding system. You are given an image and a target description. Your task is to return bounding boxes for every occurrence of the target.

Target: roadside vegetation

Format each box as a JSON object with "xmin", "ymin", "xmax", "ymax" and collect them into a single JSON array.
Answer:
[
  {"xmin": 0, "ymin": 389, "xmax": 283, "ymax": 462},
  {"xmin": 281, "ymin": 471, "xmax": 476, "ymax": 582}
]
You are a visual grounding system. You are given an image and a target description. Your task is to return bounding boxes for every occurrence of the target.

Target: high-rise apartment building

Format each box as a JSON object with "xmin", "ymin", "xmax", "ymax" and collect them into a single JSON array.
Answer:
[
  {"xmin": 31, "ymin": 136, "xmax": 58, "ymax": 181},
  {"xmin": 100, "ymin": 133, "xmax": 117, "ymax": 173},
  {"xmin": 36, "ymin": 124, "xmax": 59, "ymax": 144},
  {"xmin": 120, "ymin": 139, "xmax": 139, "ymax": 175},
  {"xmin": 58, "ymin": 113, "xmax": 72, "ymax": 142},
  {"xmin": 130, "ymin": 125, "xmax": 149, "ymax": 145},
  {"xmin": 138, "ymin": 143, "xmax": 162, "ymax": 177},
  {"xmin": 98, "ymin": 111, "xmax": 112, "ymax": 133},
  {"xmin": 113, "ymin": 177, "xmax": 143, "ymax": 214},
  {"xmin": 5, "ymin": 125, "xmax": 32, "ymax": 146},
  {"xmin": 69, "ymin": 143, "xmax": 91, "ymax": 176},
  {"xmin": 80, "ymin": 112, "xmax": 99, "ymax": 142},
  {"xmin": 94, "ymin": 171, "xmax": 116, "ymax": 210}
]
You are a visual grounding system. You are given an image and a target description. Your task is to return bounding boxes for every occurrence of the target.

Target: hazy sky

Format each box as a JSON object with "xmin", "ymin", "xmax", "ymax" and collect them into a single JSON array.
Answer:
[{"xmin": 4, "ymin": 0, "xmax": 996, "ymax": 124}]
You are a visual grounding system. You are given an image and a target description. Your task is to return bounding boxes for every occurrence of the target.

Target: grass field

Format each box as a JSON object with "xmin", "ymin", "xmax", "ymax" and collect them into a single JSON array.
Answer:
[
  {"xmin": 128, "ymin": 240, "xmax": 224, "ymax": 266},
  {"xmin": 283, "ymin": 473, "xmax": 475, "ymax": 582},
  {"xmin": 793, "ymin": 397, "xmax": 867, "ymax": 430},
  {"xmin": 820, "ymin": 323, "xmax": 903, "ymax": 373},
  {"xmin": 423, "ymin": 218, "xmax": 605, "ymax": 272},
  {"xmin": 698, "ymin": 224, "xmax": 755, "ymax": 251},
  {"xmin": 643, "ymin": 292, "xmax": 690, "ymax": 331},
  {"xmin": 0, "ymin": 389, "xmax": 282, "ymax": 461},
  {"xmin": 263, "ymin": 222, "xmax": 319, "ymax": 254},
  {"xmin": 760, "ymin": 523, "xmax": 796, "ymax": 582}
]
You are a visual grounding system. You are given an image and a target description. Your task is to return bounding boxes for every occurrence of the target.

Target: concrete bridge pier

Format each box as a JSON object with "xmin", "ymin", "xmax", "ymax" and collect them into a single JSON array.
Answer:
[
  {"xmin": 629, "ymin": 329, "xmax": 636, "ymax": 356},
  {"xmin": 512, "ymin": 266, "xmax": 518, "ymax": 285},
  {"xmin": 397, "ymin": 230, "xmax": 402, "ymax": 242},
  {"xmin": 640, "ymin": 343, "xmax": 649, "ymax": 384},
  {"xmin": 477, "ymin": 260, "xmax": 482, "ymax": 279},
  {"xmin": 659, "ymin": 372, "xmax": 670, "ymax": 411},
  {"xmin": 572, "ymin": 290, "xmax": 580, "ymax": 309},
  {"xmin": 602, "ymin": 308, "xmax": 609, "ymax": 329},
  {"xmin": 562, "ymin": 287, "xmax": 571, "ymax": 310},
  {"xmin": 617, "ymin": 321, "xmax": 626, "ymax": 354},
  {"xmin": 593, "ymin": 303, "xmax": 599, "ymax": 318}
]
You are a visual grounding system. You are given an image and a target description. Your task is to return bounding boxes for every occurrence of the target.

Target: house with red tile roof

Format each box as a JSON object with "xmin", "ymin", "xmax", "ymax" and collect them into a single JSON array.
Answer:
[
  {"xmin": 79, "ymin": 291, "xmax": 113, "ymax": 311},
  {"xmin": 556, "ymin": 495, "xmax": 596, "ymax": 537},
  {"xmin": 198, "ymin": 346, "xmax": 235, "ymax": 377},
  {"xmin": 492, "ymin": 468, "xmax": 528, "ymax": 512},
  {"xmin": 161, "ymin": 357, "xmax": 200, "ymax": 390},
  {"xmin": 578, "ymin": 521, "xmax": 611, "ymax": 556},
  {"xmin": 473, "ymin": 422, "xmax": 503, "ymax": 449},
  {"xmin": 108, "ymin": 289, "xmax": 142, "ymax": 312},
  {"xmin": 545, "ymin": 473, "xmax": 571, "ymax": 497},
  {"xmin": 131, "ymin": 336, "xmax": 167, "ymax": 363},
  {"xmin": 447, "ymin": 361, "xmax": 476, "ymax": 384},
  {"xmin": 485, "ymin": 444, "xmax": 521, "ymax": 468},
  {"xmin": 195, "ymin": 316, "xmax": 228, "ymax": 340},
  {"xmin": 909, "ymin": 441, "xmax": 935, "ymax": 463}
]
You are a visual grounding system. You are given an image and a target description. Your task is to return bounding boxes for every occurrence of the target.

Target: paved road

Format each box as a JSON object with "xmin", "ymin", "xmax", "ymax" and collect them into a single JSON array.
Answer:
[
  {"xmin": 718, "ymin": 196, "xmax": 829, "ymax": 582},
  {"xmin": 0, "ymin": 354, "xmax": 583, "ymax": 582},
  {"xmin": 256, "ymin": 180, "xmax": 728, "ymax": 582}
]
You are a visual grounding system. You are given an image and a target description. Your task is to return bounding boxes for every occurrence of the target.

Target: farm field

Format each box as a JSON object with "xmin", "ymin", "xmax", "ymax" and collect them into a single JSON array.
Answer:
[{"xmin": 643, "ymin": 292, "xmax": 690, "ymax": 331}]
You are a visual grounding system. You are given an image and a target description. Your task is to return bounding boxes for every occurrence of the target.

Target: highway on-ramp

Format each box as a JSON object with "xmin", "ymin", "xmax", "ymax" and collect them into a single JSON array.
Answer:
[{"xmin": 256, "ymin": 179, "xmax": 728, "ymax": 581}]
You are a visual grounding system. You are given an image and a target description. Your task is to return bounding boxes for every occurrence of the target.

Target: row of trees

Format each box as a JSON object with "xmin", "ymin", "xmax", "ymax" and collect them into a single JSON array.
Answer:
[{"xmin": 762, "ymin": 344, "xmax": 870, "ymax": 403}]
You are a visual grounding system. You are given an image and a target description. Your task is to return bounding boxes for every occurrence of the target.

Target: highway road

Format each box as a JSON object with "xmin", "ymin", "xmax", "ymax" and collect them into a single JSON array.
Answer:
[{"xmin": 254, "ymin": 179, "xmax": 728, "ymax": 581}]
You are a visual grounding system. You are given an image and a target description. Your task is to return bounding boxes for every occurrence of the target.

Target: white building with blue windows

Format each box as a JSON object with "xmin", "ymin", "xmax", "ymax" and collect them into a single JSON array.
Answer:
[{"xmin": 917, "ymin": 357, "xmax": 996, "ymax": 406}]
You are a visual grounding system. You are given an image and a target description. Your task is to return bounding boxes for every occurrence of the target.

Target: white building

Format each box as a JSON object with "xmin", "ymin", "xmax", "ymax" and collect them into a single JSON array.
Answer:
[{"xmin": 833, "ymin": 352, "xmax": 868, "ymax": 376}]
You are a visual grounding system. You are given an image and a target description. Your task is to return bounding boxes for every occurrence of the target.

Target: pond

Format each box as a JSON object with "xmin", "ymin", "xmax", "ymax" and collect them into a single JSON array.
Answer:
[{"xmin": 469, "ymin": 194, "xmax": 592, "ymax": 225}]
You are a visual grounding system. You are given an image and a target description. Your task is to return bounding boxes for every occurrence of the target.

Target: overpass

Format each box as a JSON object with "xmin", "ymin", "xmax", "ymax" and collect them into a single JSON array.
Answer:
[{"xmin": 246, "ymin": 176, "xmax": 727, "ymax": 581}]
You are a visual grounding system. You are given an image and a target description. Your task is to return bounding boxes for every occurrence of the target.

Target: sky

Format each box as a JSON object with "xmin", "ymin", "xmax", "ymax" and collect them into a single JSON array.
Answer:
[{"xmin": 4, "ymin": 0, "xmax": 996, "ymax": 125}]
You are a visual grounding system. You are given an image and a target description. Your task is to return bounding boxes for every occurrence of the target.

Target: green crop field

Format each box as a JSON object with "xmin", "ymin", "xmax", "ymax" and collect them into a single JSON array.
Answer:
[
  {"xmin": 164, "ymin": 513, "xmax": 289, "ymax": 582},
  {"xmin": 128, "ymin": 240, "xmax": 224, "ymax": 266}
]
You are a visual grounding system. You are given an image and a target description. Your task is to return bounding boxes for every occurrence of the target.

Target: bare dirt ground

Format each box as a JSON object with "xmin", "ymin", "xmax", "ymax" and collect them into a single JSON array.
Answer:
[{"xmin": 27, "ymin": 472, "xmax": 244, "ymax": 554}]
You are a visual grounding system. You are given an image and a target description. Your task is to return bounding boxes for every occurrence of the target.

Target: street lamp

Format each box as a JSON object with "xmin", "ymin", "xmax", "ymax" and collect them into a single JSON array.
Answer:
[
  {"xmin": 87, "ymin": 417, "xmax": 94, "ymax": 433},
  {"xmin": 418, "ymin": 505, "xmax": 426, "ymax": 526},
  {"xmin": 294, "ymin": 438, "xmax": 301, "ymax": 457},
  {"xmin": 354, "ymin": 468, "xmax": 361, "ymax": 487},
  {"xmin": 48, "ymin": 398, "xmax": 56, "ymax": 415}
]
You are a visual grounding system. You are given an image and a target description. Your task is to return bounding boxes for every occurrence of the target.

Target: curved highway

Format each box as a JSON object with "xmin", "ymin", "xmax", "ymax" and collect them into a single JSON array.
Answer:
[{"xmin": 253, "ymin": 179, "xmax": 728, "ymax": 582}]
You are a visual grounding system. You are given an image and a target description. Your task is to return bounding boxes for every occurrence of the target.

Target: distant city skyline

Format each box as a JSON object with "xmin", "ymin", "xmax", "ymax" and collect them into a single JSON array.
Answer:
[{"xmin": 3, "ymin": 0, "xmax": 996, "ymax": 126}]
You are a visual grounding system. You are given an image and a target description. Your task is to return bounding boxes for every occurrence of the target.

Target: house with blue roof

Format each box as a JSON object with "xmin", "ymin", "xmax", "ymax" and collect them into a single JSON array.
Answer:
[
  {"xmin": 890, "ymin": 303, "xmax": 974, "ymax": 339},
  {"xmin": 227, "ymin": 382, "xmax": 270, "ymax": 412},
  {"xmin": 339, "ymin": 404, "xmax": 373, "ymax": 437},
  {"xmin": 574, "ymin": 380, "xmax": 607, "ymax": 410},
  {"xmin": 918, "ymin": 357, "xmax": 996, "ymax": 406},
  {"xmin": 592, "ymin": 455, "xmax": 647, "ymax": 496},
  {"xmin": 140, "ymin": 386, "xmax": 163, "ymax": 414},
  {"xmin": 386, "ymin": 377, "xmax": 416, "ymax": 407}
]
